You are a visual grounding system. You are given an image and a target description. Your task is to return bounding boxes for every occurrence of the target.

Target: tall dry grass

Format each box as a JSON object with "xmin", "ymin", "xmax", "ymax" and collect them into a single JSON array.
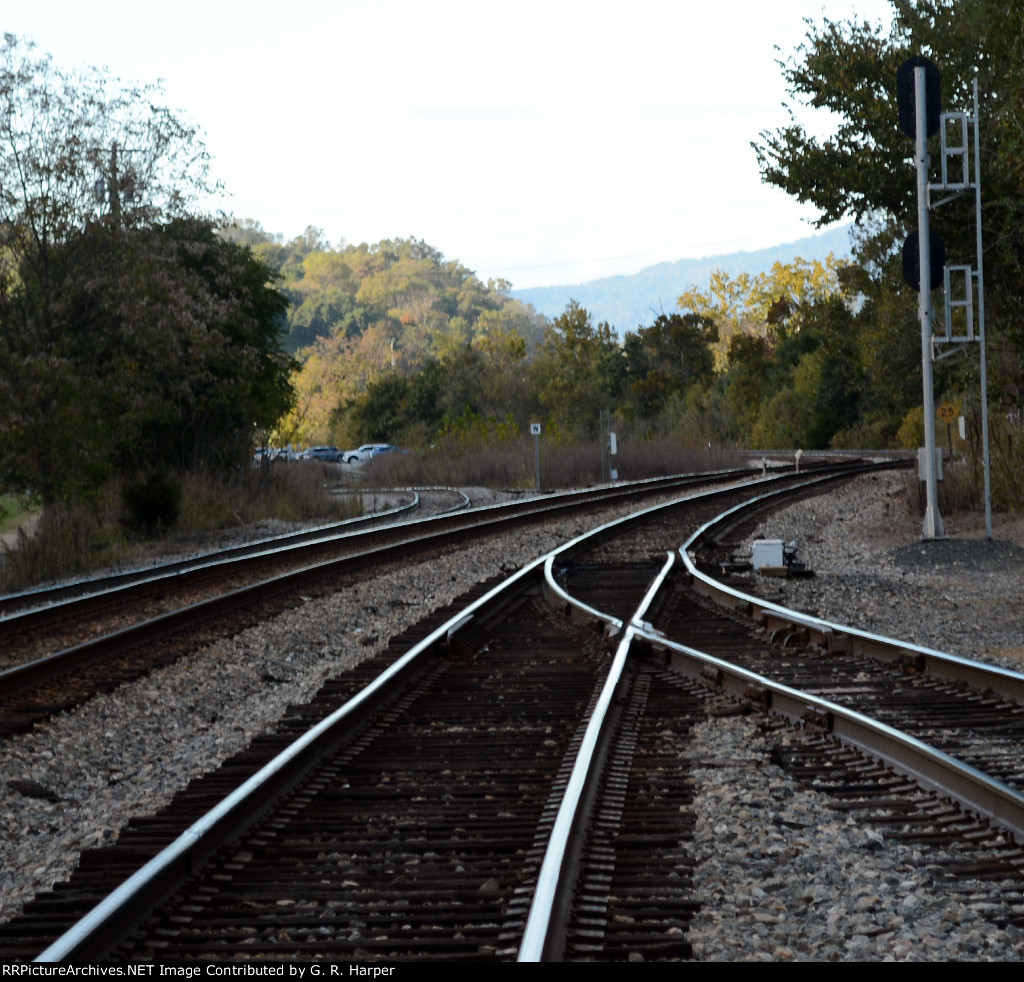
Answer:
[
  {"xmin": 352, "ymin": 436, "xmax": 731, "ymax": 489},
  {"xmin": 901, "ymin": 410, "xmax": 1024, "ymax": 520},
  {"xmin": 1, "ymin": 463, "xmax": 361, "ymax": 592}
]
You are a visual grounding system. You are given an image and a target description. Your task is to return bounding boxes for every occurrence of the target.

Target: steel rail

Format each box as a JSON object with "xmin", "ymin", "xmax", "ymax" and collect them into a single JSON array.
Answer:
[
  {"xmin": 9, "ymin": 466, "xmax": 848, "ymax": 702},
  {"xmin": 679, "ymin": 478, "xmax": 1024, "ymax": 703},
  {"xmin": 29, "ymin": 464, "xmax": 881, "ymax": 961},
  {"xmin": 31, "ymin": 468, "xmax": 823, "ymax": 961},
  {"xmin": 635, "ymin": 625, "xmax": 1024, "ymax": 843},
  {"xmin": 532, "ymin": 468, "xmax": 861, "ymax": 631},
  {"xmin": 0, "ymin": 492, "xmax": 423, "ymax": 618},
  {"xmin": 519, "ymin": 551, "xmax": 677, "ymax": 962},
  {"xmin": 661, "ymin": 481, "xmax": 1024, "ymax": 840},
  {"xmin": 0, "ymin": 470, "xmax": 748, "ymax": 634},
  {"xmin": 34, "ymin": 554, "xmax": 551, "ymax": 963},
  {"xmin": 0, "ymin": 470, "xmax": 769, "ymax": 696},
  {"xmin": 526, "ymin": 466, "xmax": 1024, "ymax": 955}
]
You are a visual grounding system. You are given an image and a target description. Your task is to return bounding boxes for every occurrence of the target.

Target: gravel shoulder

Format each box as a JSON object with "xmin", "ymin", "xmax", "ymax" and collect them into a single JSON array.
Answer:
[
  {"xmin": 687, "ymin": 469, "xmax": 1024, "ymax": 961},
  {"xmin": 743, "ymin": 470, "xmax": 1024, "ymax": 669}
]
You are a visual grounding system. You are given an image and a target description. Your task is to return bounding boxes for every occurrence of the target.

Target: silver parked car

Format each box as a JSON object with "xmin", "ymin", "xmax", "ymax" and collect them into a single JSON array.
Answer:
[{"xmin": 342, "ymin": 443, "xmax": 397, "ymax": 463}]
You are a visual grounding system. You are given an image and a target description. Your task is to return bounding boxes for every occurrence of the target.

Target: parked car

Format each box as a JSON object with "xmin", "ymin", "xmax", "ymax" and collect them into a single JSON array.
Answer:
[
  {"xmin": 305, "ymin": 445, "xmax": 344, "ymax": 462},
  {"xmin": 342, "ymin": 443, "xmax": 397, "ymax": 463},
  {"xmin": 252, "ymin": 447, "xmax": 285, "ymax": 463}
]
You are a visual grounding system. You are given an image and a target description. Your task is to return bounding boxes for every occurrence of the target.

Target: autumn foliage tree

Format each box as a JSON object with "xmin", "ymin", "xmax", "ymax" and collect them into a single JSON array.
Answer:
[
  {"xmin": 0, "ymin": 36, "xmax": 294, "ymax": 505},
  {"xmin": 752, "ymin": 0, "xmax": 1024, "ymax": 452}
]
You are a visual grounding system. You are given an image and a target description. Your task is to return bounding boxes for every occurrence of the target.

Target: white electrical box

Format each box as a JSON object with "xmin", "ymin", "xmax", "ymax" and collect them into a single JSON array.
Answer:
[{"xmin": 752, "ymin": 539, "xmax": 785, "ymax": 571}]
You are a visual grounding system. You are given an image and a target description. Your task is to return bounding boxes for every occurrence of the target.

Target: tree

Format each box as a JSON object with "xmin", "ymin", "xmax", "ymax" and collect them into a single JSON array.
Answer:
[
  {"xmin": 722, "ymin": 332, "xmax": 773, "ymax": 442},
  {"xmin": 346, "ymin": 372, "xmax": 412, "ymax": 443},
  {"xmin": 272, "ymin": 236, "xmax": 548, "ymax": 445},
  {"xmin": 0, "ymin": 38, "xmax": 293, "ymax": 501},
  {"xmin": 677, "ymin": 257, "xmax": 843, "ymax": 367},
  {"xmin": 157, "ymin": 221, "xmax": 295, "ymax": 471},
  {"xmin": 533, "ymin": 301, "xmax": 624, "ymax": 436},
  {"xmin": 0, "ymin": 219, "xmax": 294, "ymax": 500},
  {"xmin": 0, "ymin": 34, "xmax": 218, "ymax": 322},
  {"xmin": 622, "ymin": 313, "xmax": 718, "ymax": 418},
  {"xmin": 754, "ymin": 2, "xmax": 1022, "ymax": 238},
  {"xmin": 752, "ymin": 0, "xmax": 1024, "ymax": 414}
]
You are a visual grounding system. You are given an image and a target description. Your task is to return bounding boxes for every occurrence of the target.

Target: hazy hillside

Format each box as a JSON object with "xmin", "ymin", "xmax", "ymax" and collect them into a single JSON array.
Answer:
[{"xmin": 511, "ymin": 225, "xmax": 853, "ymax": 331}]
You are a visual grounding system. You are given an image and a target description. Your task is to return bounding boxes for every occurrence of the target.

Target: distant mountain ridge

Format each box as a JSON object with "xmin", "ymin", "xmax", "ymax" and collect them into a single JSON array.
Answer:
[{"xmin": 510, "ymin": 225, "xmax": 853, "ymax": 332}]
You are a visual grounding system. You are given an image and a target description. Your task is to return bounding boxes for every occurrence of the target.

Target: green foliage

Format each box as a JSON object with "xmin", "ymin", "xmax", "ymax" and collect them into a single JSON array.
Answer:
[
  {"xmin": 752, "ymin": 0, "xmax": 1024, "ymax": 468},
  {"xmin": 122, "ymin": 470, "xmax": 182, "ymax": 535},
  {"xmin": 0, "ymin": 38, "xmax": 295, "ymax": 504},
  {"xmin": 0, "ymin": 218, "xmax": 295, "ymax": 501},
  {"xmin": 441, "ymin": 409, "xmax": 521, "ymax": 449},
  {"xmin": 722, "ymin": 333, "xmax": 772, "ymax": 441},
  {"xmin": 0, "ymin": 494, "xmax": 38, "ymax": 535},
  {"xmin": 253, "ymin": 232, "xmax": 548, "ymax": 445},
  {"xmin": 896, "ymin": 406, "xmax": 925, "ymax": 450},
  {"xmin": 533, "ymin": 301, "xmax": 624, "ymax": 438},
  {"xmin": 754, "ymin": 0, "xmax": 1024, "ymax": 265},
  {"xmin": 622, "ymin": 313, "xmax": 718, "ymax": 418},
  {"xmin": 337, "ymin": 297, "xmax": 725, "ymax": 451},
  {"xmin": 678, "ymin": 257, "xmax": 844, "ymax": 367},
  {"xmin": 241, "ymin": 231, "xmax": 549, "ymax": 362},
  {"xmin": 346, "ymin": 372, "xmax": 413, "ymax": 443}
]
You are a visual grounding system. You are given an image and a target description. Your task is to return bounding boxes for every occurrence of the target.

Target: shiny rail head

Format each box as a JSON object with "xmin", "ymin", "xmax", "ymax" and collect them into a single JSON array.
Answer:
[{"xmin": 634, "ymin": 622, "xmax": 1024, "ymax": 844}]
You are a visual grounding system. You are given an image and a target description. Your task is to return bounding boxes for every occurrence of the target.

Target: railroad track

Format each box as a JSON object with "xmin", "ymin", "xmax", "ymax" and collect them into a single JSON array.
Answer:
[
  {"xmin": 0, "ymin": 467, "xmax": 836, "ymax": 739},
  {"xmin": 0, "ymin": 472, "xmax": 764, "ymax": 660},
  {"xmin": 0, "ymin": 514, "xmax": 716, "ymax": 960},
  {"xmin": 10, "ymin": 459, "xmax": 1024, "ymax": 960}
]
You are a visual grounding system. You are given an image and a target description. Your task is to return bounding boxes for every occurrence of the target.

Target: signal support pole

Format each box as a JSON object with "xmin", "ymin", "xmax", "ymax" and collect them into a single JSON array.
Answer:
[
  {"xmin": 914, "ymin": 65, "xmax": 945, "ymax": 540},
  {"xmin": 530, "ymin": 423, "xmax": 542, "ymax": 492}
]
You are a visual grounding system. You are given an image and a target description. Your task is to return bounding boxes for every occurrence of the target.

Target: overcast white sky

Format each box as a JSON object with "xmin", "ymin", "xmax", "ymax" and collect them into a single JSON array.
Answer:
[{"xmin": 6, "ymin": 0, "xmax": 895, "ymax": 287}]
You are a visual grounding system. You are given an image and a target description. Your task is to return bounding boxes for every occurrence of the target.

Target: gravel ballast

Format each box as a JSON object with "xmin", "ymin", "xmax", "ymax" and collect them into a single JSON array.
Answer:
[
  {"xmin": 2, "ymin": 471, "xmax": 1023, "ymax": 960},
  {"xmin": 690, "ymin": 469, "xmax": 1024, "ymax": 960}
]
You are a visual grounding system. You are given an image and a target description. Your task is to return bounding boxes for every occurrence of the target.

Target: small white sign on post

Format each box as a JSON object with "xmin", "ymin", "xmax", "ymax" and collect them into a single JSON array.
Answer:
[{"xmin": 530, "ymin": 423, "xmax": 541, "ymax": 491}]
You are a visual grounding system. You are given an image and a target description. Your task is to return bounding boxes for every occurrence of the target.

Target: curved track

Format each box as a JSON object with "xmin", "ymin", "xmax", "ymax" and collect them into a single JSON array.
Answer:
[
  {"xmin": 0, "ymin": 469, "xmax": 779, "ymax": 737},
  {"xmin": 7, "ymin": 460, "xmax": 1024, "ymax": 961}
]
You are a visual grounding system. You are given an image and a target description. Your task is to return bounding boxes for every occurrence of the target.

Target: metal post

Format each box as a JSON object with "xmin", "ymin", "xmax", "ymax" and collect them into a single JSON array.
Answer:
[
  {"xmin": 531, "ymin": 423, "xmax": 541, "ymax": 492},
  {"xmin": 916, "ymin": 66, "xmax": 945, "ymax": 540},
  {"xmin": 972, "ymin": 78, "xmax": 993, "ymax": 540}
]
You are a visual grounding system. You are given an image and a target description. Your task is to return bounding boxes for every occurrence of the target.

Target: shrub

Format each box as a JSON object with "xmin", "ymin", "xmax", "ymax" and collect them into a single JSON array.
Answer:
[
  {"xmin": 122, "ymin": 471, "xmax": 183, "ymax": 535},
  {"xmin": 895, "ymin": 406, "xmax": 925, "ymax": 450}
]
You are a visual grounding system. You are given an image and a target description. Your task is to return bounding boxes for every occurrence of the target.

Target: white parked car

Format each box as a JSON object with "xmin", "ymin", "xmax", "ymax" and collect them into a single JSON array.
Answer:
[{"xmin": 342, "ymin": 443, "xmax": 397, "ymax": 463}]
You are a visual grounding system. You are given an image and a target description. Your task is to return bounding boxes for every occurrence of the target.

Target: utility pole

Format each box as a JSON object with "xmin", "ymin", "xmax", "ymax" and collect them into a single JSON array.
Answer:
[
  {"xmin": 898, "ymin": 57, "xmax": 945, "ymax": 539},
  {"xmin": 914, "ymin": 65, "xmax": 944, "ymax": 540},
  {"xmin": 898, "ymin": 59, "xmax": 992, "ymax": 541}
]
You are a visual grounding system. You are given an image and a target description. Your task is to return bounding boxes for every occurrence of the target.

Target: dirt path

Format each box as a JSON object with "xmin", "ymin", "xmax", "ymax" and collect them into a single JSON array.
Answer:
[{"xmin": 0, "ymin": 513, "xmax": 39, "ymax": 551}]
